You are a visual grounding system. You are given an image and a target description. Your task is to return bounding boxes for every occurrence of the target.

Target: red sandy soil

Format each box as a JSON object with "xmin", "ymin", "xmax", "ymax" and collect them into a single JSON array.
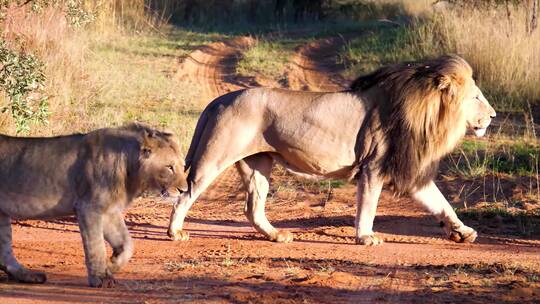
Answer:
[{"xmin": 1, "ymin": 35, "xmax": 539, "ymax": 304}]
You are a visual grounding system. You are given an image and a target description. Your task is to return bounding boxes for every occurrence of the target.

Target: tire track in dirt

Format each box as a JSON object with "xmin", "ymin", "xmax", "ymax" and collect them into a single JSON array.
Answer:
[
  {"xmin": 287, "ymin": 36, "xmax": 350, "ymax": 92},
  {"xmin": 177, "ymin": 36, "xmax": 256, "ymax": 102}
]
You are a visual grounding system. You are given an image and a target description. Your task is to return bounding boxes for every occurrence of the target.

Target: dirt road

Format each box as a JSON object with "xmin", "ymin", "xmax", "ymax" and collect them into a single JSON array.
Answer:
[{"xmin": 2, "ymin": 172, "xmax": 539, "ymax": 303}]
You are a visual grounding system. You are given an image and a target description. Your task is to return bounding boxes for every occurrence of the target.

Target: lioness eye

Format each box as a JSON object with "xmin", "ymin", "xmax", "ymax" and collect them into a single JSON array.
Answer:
[{"xmin": 166, "ymin": 165, "xmax": 174, "ymax": 173}]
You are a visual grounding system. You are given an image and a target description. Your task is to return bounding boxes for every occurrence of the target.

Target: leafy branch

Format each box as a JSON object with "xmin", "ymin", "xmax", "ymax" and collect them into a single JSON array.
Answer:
[{"xmin": 0, "ymin": 41, "xmax": 49, "ymax": 133}]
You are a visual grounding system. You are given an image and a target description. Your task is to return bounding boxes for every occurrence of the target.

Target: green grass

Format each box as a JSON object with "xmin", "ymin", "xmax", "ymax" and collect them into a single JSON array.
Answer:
[
  {"xmin": 339, "ymin": 26, "xmax": 414, "ymax": 78},
  {"xmin": 236, "ymin": 20, "xmax": 397, "ymax": 81},
  {"xmin": 446, "ymin": 139, "xmax": 539, "ymax": 178},
  {"xmin": 457, "ymin": 207, "xmax": 540, "ymax": 237},
  {"xmin": 236, "ymin": 39, "xmax": 290, "ymax": 80}
]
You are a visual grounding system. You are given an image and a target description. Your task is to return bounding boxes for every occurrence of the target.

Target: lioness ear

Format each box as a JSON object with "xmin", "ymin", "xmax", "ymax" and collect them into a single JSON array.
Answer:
[
  {"xmin": 141, "ymin": 147, "xmax": 152, "ymax": 158},
  {"xmin": 435, "ymin": 75, "xmax": 452, "ymax": 91},
  {"xmin": 141, "ymin": 128, "xmax": 157, "ymax": 158}
]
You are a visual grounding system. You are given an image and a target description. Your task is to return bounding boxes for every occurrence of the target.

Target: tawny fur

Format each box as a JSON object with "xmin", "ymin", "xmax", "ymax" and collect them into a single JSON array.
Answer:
[
  {"xmin": 168, "ymin": 54, "xmax": 495, "ymax": 245},
  {"xmin": 0, "ymin": 123, "xmax": 187, "ymax": 287}
]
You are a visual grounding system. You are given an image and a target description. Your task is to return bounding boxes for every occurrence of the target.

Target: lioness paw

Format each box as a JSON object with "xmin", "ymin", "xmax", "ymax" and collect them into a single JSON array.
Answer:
[
  {"xmin": 356, "ymin": 235, "xmax": 384, "ymax": 246},
  {"xmin": 274, "ymin": 231, "xmax": 294, "ymax": 243},
  {"xmin": 89, "ymin": 275, "xmax": 116, "ymax": 288},
  {"xmin": 449, "ymin": 225, "xmax": 477, "ymax": 243},
  {"xmin": 9, "ymin": 269, "xmax": 47, "ymax": 284},
  {"xmin": 168, "ymin": 229, "xmax": 190, "ymax": 241}
]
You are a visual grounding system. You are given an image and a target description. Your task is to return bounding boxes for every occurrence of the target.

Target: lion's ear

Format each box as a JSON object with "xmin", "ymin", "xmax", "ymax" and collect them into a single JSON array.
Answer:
[
  {"xmin": 141, "ymin": 128, "xmax": 157, "ymax": 158},
  {"xmin": 435, "ymin": 74, "xmax": 452, "ymax": 91},
  {"xmin": 141, "ymin": 147, "xmax": 152, "ymax": 158}
]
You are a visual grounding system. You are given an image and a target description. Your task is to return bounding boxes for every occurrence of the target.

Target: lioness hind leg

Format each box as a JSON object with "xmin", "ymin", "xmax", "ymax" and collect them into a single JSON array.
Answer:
[
  {"xmin": 0, "ymin": 213, "xmax": 46, "ymax": 283},
  {"xmin": 411, "ymin": 181, "xmax": 477, "ymax": 243},
  {"xmin": 236, "ymin": 153, "xmax": 293, "ymax": 243},
  {"xmin": 103, "ymin": 211, "xmax": 133, "ymax": 273}
]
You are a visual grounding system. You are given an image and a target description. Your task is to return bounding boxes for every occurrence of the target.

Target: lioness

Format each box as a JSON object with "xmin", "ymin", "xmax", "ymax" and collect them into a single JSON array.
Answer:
[
  {"xmin": 0, "ymin": 123, "xmax": 187, "ymax": 287},
  {"xmin": 168, "ymin": 55, "xmax": 496, "ymax": 245}
]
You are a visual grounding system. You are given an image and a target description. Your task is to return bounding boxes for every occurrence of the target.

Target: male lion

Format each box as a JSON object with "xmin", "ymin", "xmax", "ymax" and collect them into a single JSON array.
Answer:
[
  {"xmin": 0, "ymin": 123, "xmax": 187, "ymax": 287},
  {"xmin": 168, "ymin": 55, "xmax": 495, "ymax": 246}
]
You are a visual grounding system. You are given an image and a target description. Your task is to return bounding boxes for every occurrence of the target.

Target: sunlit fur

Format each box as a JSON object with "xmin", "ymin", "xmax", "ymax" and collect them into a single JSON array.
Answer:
[{"xmin": 350, "ymin": 55, "xmax": 474, "ymax": 193}]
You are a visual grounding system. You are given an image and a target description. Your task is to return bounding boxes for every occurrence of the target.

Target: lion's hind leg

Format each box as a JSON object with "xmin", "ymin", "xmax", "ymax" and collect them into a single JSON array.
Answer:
[
  {"xmin": 0, "ymin": 212, "xmax": 46, "ymax": 283},
  {"xmin": 411, "ymin": 181, "xmax": 477, "ymax": 243},
  {"xmin": 103, "ymin": 211, "xmax": 133, "ymax": 273},
  {"xmin": 236, "ymin": 153, "xmax": 293, "ymax": 243}
]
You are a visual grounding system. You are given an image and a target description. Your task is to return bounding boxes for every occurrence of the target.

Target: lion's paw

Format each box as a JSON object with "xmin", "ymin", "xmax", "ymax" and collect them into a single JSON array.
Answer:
[
  {"xmin": 107, "ymin": 260, "xmax": 121, "ymax": 274},
  {"xmin": 274, "ymin": 231, "xmax": 294, "ymax": 243},
  {"xmin": 89, "ymin": 274, "xmax": 116, "ymax": 288},
  {"xmin": 168, "ymin": 229, "xmax": 190, "ymax": 241},
  {"xmin": 355, "ymin": 234, "xmax": 384, "ymax": 246},
  {"xmin": 448, "ymin": 225, "xmax": 477, "ymax": 243},
  {"xmin": 9, "ymin": 269, "xmax": 47, "ymax": 284}
]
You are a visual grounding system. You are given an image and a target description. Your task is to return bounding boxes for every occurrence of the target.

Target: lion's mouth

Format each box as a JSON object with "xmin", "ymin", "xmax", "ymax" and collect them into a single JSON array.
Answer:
[
  {"xmin": 160, "ymin": 187, "xmax": 184, "ymax": 198},
  {"xmin": 160, "ymin": 188, "xmax": 170, "ymax": 198},
  {"xmin": 473, "ymin": 127, "xmax": 487, "ymax": 137}
]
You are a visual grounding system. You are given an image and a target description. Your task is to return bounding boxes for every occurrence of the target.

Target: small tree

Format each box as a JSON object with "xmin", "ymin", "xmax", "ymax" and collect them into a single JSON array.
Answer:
[
  {"xmin": 0, "ymin": 0, "xmax": 93, "ymax": 133},
  {"xmin": 0, "ymin": 41, "xmax": 49, "ymax": 133}
]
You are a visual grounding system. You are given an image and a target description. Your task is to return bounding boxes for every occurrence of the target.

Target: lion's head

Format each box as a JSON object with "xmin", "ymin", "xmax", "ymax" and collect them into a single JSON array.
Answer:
[
  {"xmin": 351, "ymin": 55, "xmax": 495, "ymax": 193},
  {"xmin": 461, "ymin": 79, "xmax": 496, "ymax": 137},
  {"xmin": 127, "ymin": 123, "xmax": 188, "ymax": 198}
]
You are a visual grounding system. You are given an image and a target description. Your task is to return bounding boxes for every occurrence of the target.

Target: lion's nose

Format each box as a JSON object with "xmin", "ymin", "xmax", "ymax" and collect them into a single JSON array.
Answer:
[{"xmin": 489, "ymin": 108, "xmax": 496, "ymax": 118}]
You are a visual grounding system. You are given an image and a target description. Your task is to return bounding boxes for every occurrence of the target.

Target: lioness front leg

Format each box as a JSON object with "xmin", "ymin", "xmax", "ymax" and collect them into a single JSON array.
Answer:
[
  {"xmin": 411, "ymin": 181, "xmax": 477, "ymax": 243},
  {"xmin": 355, "ymin": 167, "xmax": 384, "ymax": 246},
  {"xmin": 0, "ymin": 212, "xmax": 46, "ymax": 283},
  {"xmin": 103, "ymin": 211, "xmax": 133, "ymax": 273},
  {"xmin": 236, "ymin": 154, "xmax": 293, "ymax": 243},
  {"xmin": 77, "ymin": 206, "xmax": 115, "ymax": 288}
]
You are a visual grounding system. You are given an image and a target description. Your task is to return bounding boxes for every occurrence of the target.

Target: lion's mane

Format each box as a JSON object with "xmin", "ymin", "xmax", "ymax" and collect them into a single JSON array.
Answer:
[{"xmin": 350, "ymin": 55, "xmax": 474, "ymax": 193}]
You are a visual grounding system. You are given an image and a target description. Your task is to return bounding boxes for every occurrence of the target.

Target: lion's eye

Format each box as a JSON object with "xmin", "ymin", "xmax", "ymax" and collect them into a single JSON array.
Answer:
[{"xmin": 166, "ymin": 165, "xmax": 175, "ymax": 173}]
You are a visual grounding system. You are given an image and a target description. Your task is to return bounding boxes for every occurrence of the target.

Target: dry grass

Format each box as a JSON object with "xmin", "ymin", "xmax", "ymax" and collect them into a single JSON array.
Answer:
[
  {"xmin": 424, "ymin": 7, "xmax": 540, "ymax": 112},
  {"xmin": 236, "ymin": 38, "xmax": 290, "ymax": 80},
  {"xmin": 0, "ymin": 5, "xmax": 88, "ymax": 135},
  {"xmin": 343, "ymin": 3, "xmax": 540, "ymax": 112},
  {"xmin": 0, "ymin": 2, "xmax": 213, "ymax": 149}
]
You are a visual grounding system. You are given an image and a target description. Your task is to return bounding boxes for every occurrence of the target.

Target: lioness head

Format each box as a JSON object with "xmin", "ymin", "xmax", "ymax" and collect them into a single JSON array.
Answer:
[
  {"xmin": 462, "ymin": 82, "xmax": 496, "ymax": 137},
  {"xmin": 137, "ymin": 126, "xmax": 188, "ymax": 197}
]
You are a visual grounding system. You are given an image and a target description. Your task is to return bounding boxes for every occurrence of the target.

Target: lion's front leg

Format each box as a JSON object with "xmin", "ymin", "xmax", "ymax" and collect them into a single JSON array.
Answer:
[
  {"xmin": 355, "ymin": 167, "xmax": 384, "ymax": 246},
  {"xmin": 411, "ymin": 181, "xmax": 477, "ymax": 243},
  {"xmin": 103, "ymin": 211, "xmax": 133, "ymax": 274},
  {"xmin": 76, "ymin": 205, "xmax": 115, "ymax": 288}
]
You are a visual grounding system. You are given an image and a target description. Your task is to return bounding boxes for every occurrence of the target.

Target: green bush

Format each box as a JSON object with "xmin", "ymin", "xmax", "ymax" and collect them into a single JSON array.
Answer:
[{"xmin": 0, "ymin": 41, "xmax": 49, "ymax": 133}]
